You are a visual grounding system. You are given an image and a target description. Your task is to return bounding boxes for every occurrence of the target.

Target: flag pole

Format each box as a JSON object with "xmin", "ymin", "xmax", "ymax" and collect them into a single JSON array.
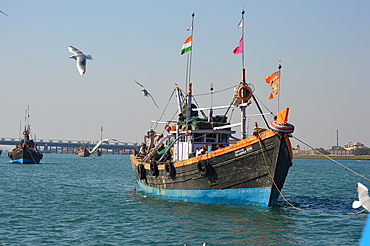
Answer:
[
  {"xmin": 186, "ymin": 11, "xmax": 195, "ymax": 119},
  {"xmin": 187, "ymin": 11, "xmax": 195, "ymax": 88},
  {"xmin": 238, "ymin": 8, "xmax": 248, "ymax": 139},
  {"xmin": 277, "ymin": 60, "xmax": 282, "ymax": 112},
  {"xmin": 241, "ymin": 8, "xmax": 245, "ymax": 85}
]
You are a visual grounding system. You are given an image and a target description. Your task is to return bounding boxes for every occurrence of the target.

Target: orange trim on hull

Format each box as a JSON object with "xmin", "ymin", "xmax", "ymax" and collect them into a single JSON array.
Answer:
[
  {"xmin": 131, "ymin": 129, "xmax": 283, "ymax": 170},
  {"xmin": 284, "ymin": 134, "xmax": 293, "ymax": 161}
]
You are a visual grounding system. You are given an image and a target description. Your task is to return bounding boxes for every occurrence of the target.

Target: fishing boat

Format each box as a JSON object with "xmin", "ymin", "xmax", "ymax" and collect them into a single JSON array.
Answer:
[
  {"xmin": 130, "ymin": 11, "xmax": 295, "ymax": 206},
  {"xmin": 76, "ymin": 143, "xmax": 90, "ymax": 157},
  {"xmin": 90, "ymin": 149, "xmax": 102, "ymax": 156},
  {"xmin": 8, "ymin": 109, "xmax": 43, "ymax": 164},
  {"xmin": 76, "ymin": 139, "xmax": 108, "ymax": 157}
]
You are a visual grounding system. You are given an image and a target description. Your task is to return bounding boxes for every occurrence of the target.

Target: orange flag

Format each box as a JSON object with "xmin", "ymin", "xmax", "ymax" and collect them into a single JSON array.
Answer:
[{"xmin": 265, "ymin": 70, "xmax": 280, "ymax": 99}]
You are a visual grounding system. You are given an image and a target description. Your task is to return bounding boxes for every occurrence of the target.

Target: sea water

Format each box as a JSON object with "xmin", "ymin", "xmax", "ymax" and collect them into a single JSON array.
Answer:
[{"xmin": 0, "ymin": 154, "xmax": 368, "ymax": 245}]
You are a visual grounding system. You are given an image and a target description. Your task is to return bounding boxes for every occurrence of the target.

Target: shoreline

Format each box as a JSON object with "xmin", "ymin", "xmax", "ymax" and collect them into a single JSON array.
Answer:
[{"xmin": 293, "ymin": 155, "xmax": 370, "ymax": 160}]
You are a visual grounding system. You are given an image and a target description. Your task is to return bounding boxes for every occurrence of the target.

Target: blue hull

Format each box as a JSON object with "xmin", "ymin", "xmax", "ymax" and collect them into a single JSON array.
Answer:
[
  {"xmin": 10, "ymin": 158, "xmax": 35, "ymax": 164},
  {"xmin": 360, "ymin": 213, "xmax": 370, "ymax": 246},
  {"xmin": 132, "ymin": 131, "xmax": 292, "ymax": 207},
  {"xmin": 137, "ymin": 181, "xmax": 273, "ymax": 206}
]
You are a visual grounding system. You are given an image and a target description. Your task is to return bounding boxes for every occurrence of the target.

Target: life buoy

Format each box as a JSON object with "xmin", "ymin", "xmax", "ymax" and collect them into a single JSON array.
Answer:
[
  {"xmin": 165, "ymin": 162, "xmax": 175, "ymax": 177},
  {"xmin": 197, "ymin": 160, "xmax": 210, "ymax": 177},
  {"xmin": 269, "ymin": 121, "xmax": 295, "ymax": 133},
  {"xmin": 150, "ymin": 161, "xmax": 159, "ymax": 176},
  {"xmin": 137, "ymin": 164, "xmax": 146, "ymax": 180},
  {"xmin": 237, "ymin": 86, "xmax": 253, "ymax": 102}
]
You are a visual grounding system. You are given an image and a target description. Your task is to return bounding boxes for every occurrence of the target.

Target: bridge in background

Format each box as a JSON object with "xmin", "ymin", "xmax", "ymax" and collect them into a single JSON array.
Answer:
[{"xmin": 0, "ymin": 138, "xmax": 137, "ymax": 155}]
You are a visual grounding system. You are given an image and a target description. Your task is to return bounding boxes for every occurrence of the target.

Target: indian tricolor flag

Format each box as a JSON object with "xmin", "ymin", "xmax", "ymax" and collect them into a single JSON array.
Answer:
[
  {"xmin": 181, "ymin": 36, "xmax": 192, "ymax": 55},
  {"xmin": 246, "ymin": 146, "xmax": 253, "ymax": 152}
]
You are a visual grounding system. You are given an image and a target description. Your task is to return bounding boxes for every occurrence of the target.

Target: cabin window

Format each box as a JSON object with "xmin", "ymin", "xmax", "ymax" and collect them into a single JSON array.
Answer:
[
  {"xmin": 193, "ymin": 133, "xmax": 203, "ymax": 143},
  {"xmin": 219, "ymin": 134, "xmax": 229, "ymax": 143},
  {"xmin": 206, "ymin": 133, "xmax": 216, "ymax": 142}
]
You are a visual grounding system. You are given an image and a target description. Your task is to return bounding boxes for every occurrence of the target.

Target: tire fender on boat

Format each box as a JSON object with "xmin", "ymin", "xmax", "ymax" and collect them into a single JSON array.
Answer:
[
  {"xmin": 150, "ymin": 161, "xmax": 159, "ymax": 176},
  {"xmin": 165, "ymin": 162, "xmax": 175, "ymax": 177},
  {"xmin": 269, "ymin": 120, "xmax": 295, "ymax": 133},
  {"xmin": 137, "ymin": 164, "xmax": 146, "ymax": 180},
  {"xmin": 197, "ymin": 160, "xmax": 210, "ymax": 177}
]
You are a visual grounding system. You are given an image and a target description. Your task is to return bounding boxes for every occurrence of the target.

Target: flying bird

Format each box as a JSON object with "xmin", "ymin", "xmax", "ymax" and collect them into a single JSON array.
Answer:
[
  {"xmin": 0, "ymin": 10, "xmax": 8, "ymax": 16},
  {"xmin": 135, "ymin": 80, "xmax": 159, "ymax": 108},
  {"xmin": 68, "ymin": 46, "xmax": 92, "ymax": 75},
  {"xmin": 352, "ymin": 182, "xmax": 370, "ymax": 212}
]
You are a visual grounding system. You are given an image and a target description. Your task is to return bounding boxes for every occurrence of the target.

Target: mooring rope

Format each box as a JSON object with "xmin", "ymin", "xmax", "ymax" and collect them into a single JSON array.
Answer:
[
  {"xmin": 257, "ymin": 131, "xmax": 306, "ymax": 211},
  {"xmin": 293, "ymin": 136, "xmax": 370, "ymax": 182},
  {"xmin": 257, "ymin": 130, "xmax": 369, "ymax": 214}
]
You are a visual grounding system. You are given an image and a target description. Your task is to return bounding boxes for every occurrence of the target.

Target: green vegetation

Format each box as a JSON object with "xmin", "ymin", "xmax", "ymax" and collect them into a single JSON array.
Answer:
[
  {"xmin": 314, "ymin": 148, "xmax": 330, "ymax": 155},
  {"xmin": 352, "ymin": 147, "xmax": 370, "ymax": 155}
]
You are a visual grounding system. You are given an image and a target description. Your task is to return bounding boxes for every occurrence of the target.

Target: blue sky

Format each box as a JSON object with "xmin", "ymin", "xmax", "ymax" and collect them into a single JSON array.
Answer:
[{"xmin": 1, "ymin": 0, "xmax": 369, "ymax": 150}]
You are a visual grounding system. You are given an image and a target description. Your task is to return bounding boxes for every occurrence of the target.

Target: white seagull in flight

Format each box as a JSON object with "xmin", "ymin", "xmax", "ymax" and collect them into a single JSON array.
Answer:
[
  {"xmin": 353, "ymin": 182, "xmax": 370, "ymax": 212},
  {"xmin": 135, "ymin": 80, "xmax": 159, "ymax": 108},
  {"xmin": 68, "ymin": 46, "xmax": 92, "ymax": 75}
]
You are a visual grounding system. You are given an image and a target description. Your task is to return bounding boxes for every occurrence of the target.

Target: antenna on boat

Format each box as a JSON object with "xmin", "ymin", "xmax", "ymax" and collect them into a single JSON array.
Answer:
[
  {"xmin": 277, "ymin": 60, "xmax": 282, "ymax": 112},
  {"xmin": 241, "ymin": 8, "xmax": 246, "ymax": 84},
  {"xmin": 209, "ymin": 83, "xmax": 213, "ymax": 122}
]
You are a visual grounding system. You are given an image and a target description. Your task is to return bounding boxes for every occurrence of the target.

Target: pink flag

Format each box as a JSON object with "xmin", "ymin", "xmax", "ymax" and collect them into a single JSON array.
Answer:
[{"xmin": 233, "ymin": 37, "xmax": 243, "ymax": 55}]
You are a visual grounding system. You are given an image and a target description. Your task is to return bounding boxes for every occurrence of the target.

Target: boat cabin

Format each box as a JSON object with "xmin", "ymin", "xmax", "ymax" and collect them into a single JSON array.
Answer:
[
  {"xmin": 170, "ymin": 115, "xmax": 235, "ymax": 161},
  {"xmin": 173, "ymin": 128, "xmax": 235, "ymax": 161}
]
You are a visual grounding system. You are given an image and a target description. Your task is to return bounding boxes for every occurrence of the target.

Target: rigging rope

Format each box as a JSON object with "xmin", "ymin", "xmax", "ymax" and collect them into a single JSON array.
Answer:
[
  {"xmin": 152, "ymin": 89, "xmax": 176, "ymax": 131},
  {"xmin": 192, "ymin": 60, "xmax": 238, "ymax": 83}
]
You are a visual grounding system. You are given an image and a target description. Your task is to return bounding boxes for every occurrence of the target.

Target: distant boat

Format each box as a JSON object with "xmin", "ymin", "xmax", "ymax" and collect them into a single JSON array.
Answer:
[
  {"xmin": 76, "ymin": 143, "xmax": 91, "ymax": 157},
  {"xmin": 8, "ymin": 113, "xmax": 43, "ymax": 164},
  {"xmin": 76, "ymin": 139, "xmax": 108, "ymax": 157},
  {"xmin": 90, "ymin": 149, "xmax": 102, "ymax": 156},
  {"xmin": 130, "ymin": 12, "xmax": 295, "ymax": 206}
]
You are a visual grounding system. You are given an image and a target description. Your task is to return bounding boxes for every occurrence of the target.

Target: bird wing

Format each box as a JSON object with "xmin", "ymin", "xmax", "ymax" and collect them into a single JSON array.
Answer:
[
  {"xmin": 353, "ymin": 200, "xmax": 362, "ymax": 209},
  {"xmin": 0, "ymin": 10, "xmax": 8, "ymax": 16},
  {"xmin": 76, "ymin": 57, "xmax": 87, "ymax": 75},
  {"xmin": 357, "ymin": 182, "xmax": 369, "ymax": 201},
  {"xmin": 135, "ymin": 80, "xmax": 145, "ymax": 88},
  {"xmin": 148, "ymin": 93, "xmax": 159, "ymax": 108},
  {"xmin": 356, "ymin": 182, "xmax": 370, "ymax": 211},
  {"xmin": 68, "ymin": 46, "xmax": 84, "ymax": 56}
]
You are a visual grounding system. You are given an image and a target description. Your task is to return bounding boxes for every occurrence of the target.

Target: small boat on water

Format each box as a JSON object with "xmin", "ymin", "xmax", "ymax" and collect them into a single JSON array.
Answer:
[
  {"xmin": 76, "ymin": 139, "xmax": 108, "ymax": 157},
  {"xmin": 130, "ymin": 11, "xmax": 295, "ymax": 207},
  {"xmin": 8, "ymin": 109, "xmax": 43, "ymax": 164},
  {"xmin": 76, "ymin": 143, "xmax": 91, "ymax": 157},
  {"xmin": 90, "ymin": 149, "xmax": 102, "ymax": 156}
]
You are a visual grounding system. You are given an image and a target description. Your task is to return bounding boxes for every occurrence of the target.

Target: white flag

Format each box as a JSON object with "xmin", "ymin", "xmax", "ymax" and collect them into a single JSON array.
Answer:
[{"xmin": 237, "ymin": 19, "xmax": 243, "ymax": 28}]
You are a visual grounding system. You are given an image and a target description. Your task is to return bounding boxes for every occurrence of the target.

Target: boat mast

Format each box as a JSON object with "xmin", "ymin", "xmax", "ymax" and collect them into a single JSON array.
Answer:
[
  {"xmin": 186, "ymin": 11, "xmax": 195, "ymax": 119},
  {"xmin": 239, "ymin": 8, "xmax": 247, "ymax": 139}
]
